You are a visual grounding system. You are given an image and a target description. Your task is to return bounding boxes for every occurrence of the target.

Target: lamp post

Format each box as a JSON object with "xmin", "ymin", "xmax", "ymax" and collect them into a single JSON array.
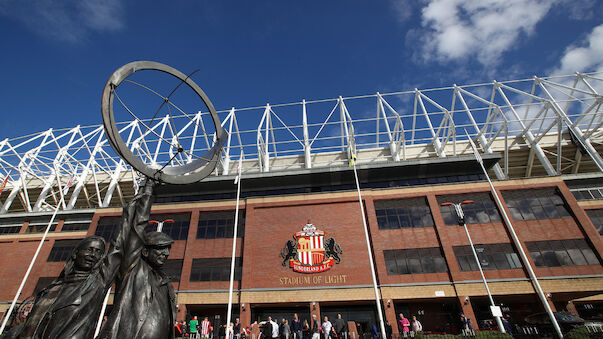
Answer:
[
  {"xmin": 440, "ymin": 200, "xmax": 506, "ymax": 334},
  {"xmin": 149, "ymin": 219, "xmax": 175, "ymax": 232}
]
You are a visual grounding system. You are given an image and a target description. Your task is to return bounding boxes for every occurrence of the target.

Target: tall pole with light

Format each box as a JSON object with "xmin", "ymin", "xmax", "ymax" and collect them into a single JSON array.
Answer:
[
  {"xmin": 464, "ymin": 129, "xmax": 563, "ymax": 338},
  {"xmin": 440, "ymin": 200, "xmax": 506, "ymax": 334}
]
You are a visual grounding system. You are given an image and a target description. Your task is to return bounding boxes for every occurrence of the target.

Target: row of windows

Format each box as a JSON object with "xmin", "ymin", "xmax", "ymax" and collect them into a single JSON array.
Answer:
[
  {"xmin": 376, "ymin": 189, "xmax": 573, "ymax": 230},
  {"xmin": 190, "ymin": 257, "xmax": 242, "ymax": 281},
  {"xmin": 384, "ymin": 239, "xmax": 601, "ymax": 276},
  {"xmin": 453, "ymin": 243, "xmax": 522, "ymax": 271},
  {"xmin": 47, "ymin": 239, "xmax": 82, "ymax": 262},
  {"xmin": 383, "ymin": 247, "xmax": 448, "ymax": 275},
  {"xmin": 95, "ymin": 211, "xmax": 245, "ymax": 243},
  {"xmin": 526, "ymin": 239, "xmax": 600, "ymax": 267}
]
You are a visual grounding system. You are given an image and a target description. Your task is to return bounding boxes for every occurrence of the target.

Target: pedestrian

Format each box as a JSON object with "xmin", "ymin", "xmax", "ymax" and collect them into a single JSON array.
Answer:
[
  {"xmin": 181, "ymin": 321, "xmax": 189, "ymax": 338},
  {"xmin": 281, "ymin": 318, "xmax": 291, "ymax": 339},
  {"xmin": 292, "ymin": 313, "xmax": 303, "ymax": 339},
  {"xmin": 269, "ymin": 316, "xmax": 279, "ymax": 339},
  {"xmin": 219, "ymin": 324, "xmax": 227, "ymax": 339},
  {"xmin": 302, "ymin": 319, "xmax": 311, "ymax": 339},
  {"xmin": 234, "ymin": 318, "xmax": 242, "ymax": 339},
  {"xmin": 334, "ymin": 314, "xmax": 346, "ymax": 339},
  {"xmin": 370, "ymin": 323, "xmax": 378, "ymax": 339},
  {"xmin": 397, "ymin": 314, "xmax": 410, "ymax": 337},
  {"xmin": 201, "ymin": 317, "xmax": 213, "ymax": 339},
  {"xmin": 410, "ymin": 316, "xmax": 422, "ymax": 336},
  {"xmin": 261, "ymin": 319, "xmax": 273, "ymax": 339},
  {"xmin": 322, "ymin": 316, "xmax": 332, "ymax": 339},
  {"xmin": 460, "ymin": 314, "xmax": 473, "ymax": 335},
  {"xmin": 190, "ymin": 316, "xmax": 200, "ymax": 339},
  {"xmin": 385, "ymin": 320, "xmax": 392, "ymax": 339},
  {"xmin": 176, "ymin": 321, "xmax": 183, "ymax": 338},
  {"xmin": 502, "ymin": 314, "xmax": 513, "ymax": 334},
  {"xmin": 311, "ymin": 314, "xmax": 321, "ymax": 339}
]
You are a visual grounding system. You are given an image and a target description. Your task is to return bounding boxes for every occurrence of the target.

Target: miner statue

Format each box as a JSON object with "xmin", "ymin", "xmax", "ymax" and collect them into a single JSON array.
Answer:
[
  {"xmin": 98, "ymin": 180, "xmax": 176, "ymax": 339},
  {"xmin": 8, "ymin": 180, "xmax": 155, "ymax": 339}
]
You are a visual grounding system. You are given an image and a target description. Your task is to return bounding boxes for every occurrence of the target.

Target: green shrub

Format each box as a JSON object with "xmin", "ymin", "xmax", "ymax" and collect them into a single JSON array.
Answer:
[{"xmin": 566, "ymin": 326, "xmax": 603, "ymax": 339}]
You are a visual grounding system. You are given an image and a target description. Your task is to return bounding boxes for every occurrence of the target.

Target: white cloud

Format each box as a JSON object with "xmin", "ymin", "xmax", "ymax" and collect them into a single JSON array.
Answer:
[
  {"xmin": 553, "ymin": 24, "xmax": 603, "ymax": 75},
  {"xmin": 0, "ymin": 0, "xmax": 125, "ymax": 43},
  {"xmin": 411, "ymin": 0, "xmax": 558, "ymax": 66}
]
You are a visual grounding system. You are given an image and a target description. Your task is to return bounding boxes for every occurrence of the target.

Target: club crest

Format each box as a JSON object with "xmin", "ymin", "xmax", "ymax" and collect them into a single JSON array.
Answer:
[{"xmin": 280, "ymin": 223, "xmax": 342, "ymax": 273}]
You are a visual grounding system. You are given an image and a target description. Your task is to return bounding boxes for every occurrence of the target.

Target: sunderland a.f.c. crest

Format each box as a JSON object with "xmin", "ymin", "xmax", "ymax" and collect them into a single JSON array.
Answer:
[{"xmin": 280, "ymin": 223, "xmax": 342, "ymax": 274}]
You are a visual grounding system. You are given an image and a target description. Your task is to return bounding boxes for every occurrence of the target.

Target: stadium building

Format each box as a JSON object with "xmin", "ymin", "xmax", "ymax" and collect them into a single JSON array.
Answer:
[{"xmin": 0, "ymin": 73, "xmax": 602, "ymax": 335}]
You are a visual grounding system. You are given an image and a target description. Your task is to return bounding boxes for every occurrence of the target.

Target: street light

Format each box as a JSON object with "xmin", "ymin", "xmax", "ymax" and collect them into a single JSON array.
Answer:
[
  {"xmin": 148, "ymin": 219, "xmax": 175, "ymax": 232},
  {"xmin": 440, "ymin": 200, "xmax": 506, "ymax": 334}
]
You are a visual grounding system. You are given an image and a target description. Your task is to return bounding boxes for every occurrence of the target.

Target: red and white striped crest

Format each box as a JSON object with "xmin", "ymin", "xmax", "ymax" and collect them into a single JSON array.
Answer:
[{"xmin": 297, "ymin": 235, "xmax": 324, "ymax": 266}]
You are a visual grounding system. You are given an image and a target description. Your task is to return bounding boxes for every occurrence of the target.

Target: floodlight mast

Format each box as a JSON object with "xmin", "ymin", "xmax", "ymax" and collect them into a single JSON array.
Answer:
[{"xmin": 440, "ymin": 200, "xmax": 506, "ymax": 334}]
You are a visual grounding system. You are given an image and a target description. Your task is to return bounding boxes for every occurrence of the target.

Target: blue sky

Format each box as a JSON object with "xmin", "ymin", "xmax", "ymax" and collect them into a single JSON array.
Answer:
[{"xmin": 0, "ymin": 0, "xmax": 602, "ymax": 140}]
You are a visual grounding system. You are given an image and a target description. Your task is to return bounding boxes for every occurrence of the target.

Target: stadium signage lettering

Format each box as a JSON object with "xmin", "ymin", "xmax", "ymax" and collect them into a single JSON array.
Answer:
[{"xmin": 279, "ymin": 274, "xmax": 348, "ymax": 286}]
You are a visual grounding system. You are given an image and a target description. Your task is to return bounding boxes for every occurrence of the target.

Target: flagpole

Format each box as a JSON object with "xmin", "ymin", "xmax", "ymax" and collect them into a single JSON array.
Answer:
[
  {"xmin": 226, "ymin": 156, "xmax": 243, "ymax": 337},
  {"xmin": 351, "ymin": 155, "xmax": 387, "ymax": 339},
  {"xmin": 0, "ymin": 195, "xmax": 64, "ymax": 335},
  {"xmin": 464, "ymin": 129, "xmax": 563, "ymax": 339}
]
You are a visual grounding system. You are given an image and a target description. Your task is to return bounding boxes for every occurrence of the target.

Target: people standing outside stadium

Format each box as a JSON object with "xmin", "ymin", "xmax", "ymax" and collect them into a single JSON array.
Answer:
[
  {"xmin": 189, "ymin": 316, "xmax": 199, "ymax": 339},
  {"xmin": 291, "ymin": 313, "xmax": 303, "ymax": 339},
  {"xmin": 410, "ymin": 316, "xmax": 422, "ymax": 336},
  {"xmin": 398, "ymin": 313, "xmax": 410, "ymax": 337},
  {"xmin": 201, "ymin": 317, "xmax": 213, "ymax": 338},
  {"xmin": 269, "ymin": 316, "xmax": 279, "ymax": 339},
  {"xmin": 322, "ymin": 316, "xmax": 332, "ymax": 339},
  {"xmin": 311, "ymin": 315, "xmax": 320, "ymax": 339},
  {"xmin": 234, "ymin": 318, "xmax": 241, "ymax": 339},
  {"xmin": 281, "ymin": 318, "xmax": 291, "ymax": 339},
  {"xmin": 334, "ymin": 314, "xmax": 346, "ymax": 339}
]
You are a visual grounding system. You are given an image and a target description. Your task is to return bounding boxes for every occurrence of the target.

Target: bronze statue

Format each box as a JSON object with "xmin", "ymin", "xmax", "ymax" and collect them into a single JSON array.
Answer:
[
  {"xmin": 98, "ymin": 182, "xmax": 176, "ymax": 339},
  {"xmin": 10, "ymin": 181, "xmax": 155, "ymax": 339}
]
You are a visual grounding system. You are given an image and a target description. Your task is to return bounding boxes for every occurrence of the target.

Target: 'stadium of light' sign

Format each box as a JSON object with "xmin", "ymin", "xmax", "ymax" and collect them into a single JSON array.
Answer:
[{"xmin": 280, "ymin": 223, "xmax": 342, "ymax": 273}]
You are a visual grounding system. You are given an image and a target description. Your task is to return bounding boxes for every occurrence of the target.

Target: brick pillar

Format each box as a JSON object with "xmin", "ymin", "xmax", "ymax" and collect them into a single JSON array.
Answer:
[
  {"xmin": 458, "ymin": 296, "xmax": 478, "ymax": 331},
  {"xmin": 382, "ymin": 299, "xmax": 397, "ymax": 335},
  {"xmin": 566, "ymin": 301, "xmax": 579, "ymax": 317},
  {"xmin": 241, "ymin": 303, "xmax": 251, "ymax": 328},
  {"xmin": 177, "ymin": 304, "xmax": 187, "ymax": 322},
  {"xmin": 310, "ymin": 302, "xmax": 321, "ymax": 322}
]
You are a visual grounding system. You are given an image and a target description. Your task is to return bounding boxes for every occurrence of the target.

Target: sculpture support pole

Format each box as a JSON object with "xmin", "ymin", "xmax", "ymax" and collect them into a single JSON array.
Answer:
[
  {"xmin": 94, "ymin": 289, "xmax": 111, "ymax": 337},
  {"xmin": 226, "ymin": 156, "xmax": 243, "ymax": 336},
  {"xmin": 0, "ymin": 197, "xmax": 63, "ymax": 335}
]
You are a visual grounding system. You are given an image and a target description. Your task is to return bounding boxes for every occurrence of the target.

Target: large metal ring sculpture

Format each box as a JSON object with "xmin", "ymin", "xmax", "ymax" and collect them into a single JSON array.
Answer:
[{"xmin": 101, "ymin": 61, "xmax": 226, "ymax": 185}]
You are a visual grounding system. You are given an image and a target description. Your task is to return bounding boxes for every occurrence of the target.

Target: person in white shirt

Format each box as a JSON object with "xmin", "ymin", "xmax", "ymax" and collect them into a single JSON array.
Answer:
[
  {"xmin": 322, "ymin": 316, "xmax": 332, "ymax": 339},
  {"xmin": 269, "ymin": 316, "xmax": 279, "ymax": 339}
]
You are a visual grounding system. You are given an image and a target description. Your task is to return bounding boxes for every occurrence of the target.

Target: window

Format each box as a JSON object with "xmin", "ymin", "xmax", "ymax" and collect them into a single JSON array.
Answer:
[
  {"xmin": 25, "ymin": 216, "xmax": 58, "ymax": 233},
  {"xmin": 502, "ymin": 188, "xmax": 571, "ymax": 221},
  {"xmin": 453, "ymin": 243, "xmax": 522, "ymax": 271},
  {"xmin": 33, "ymin": 277, "xmax": 55, "ymax": 294},
  {"xmin": 60, "ymin": 213, "xmax": 93, "ymax": 232},
  {"xmin": 95, "ymin": 217, "xmax": 121, "ymax": 243},
  {"xmin": 437, "ymin": 193, "xmax": 501, "ymax": 225},
  {"xmin": 190, "ymin": 257, "xmax": 242, "ymax": 281},
  {"xmin": 383, "ymin": 248, "xmax": 448, "ymax": 275},
  {"xmin": 47, "ymin": 239, "xmax": 82, "ymax": 262},
  {"xmin": 162, "ymin": 259, "xmax": 184, "ymax": 282},
  {"xmin": 374, "ymin": 197, "xmax": 434, "ymax": 229},
  {"xmin": 586, "ymin": 209, "xmax": 603, "ymax": 235},
  {"xmin": 197, "ymin": 211, "xmax": 245, "ymax": 239},
  {"xmin": 526, "ymin": 239, "xmax": 600, "ymax": 267},
  {"xmin": 144, "ymin": 213, "xmax": 190, "ymax": 240},
  {"xmin": 0, "ymin": 217, "xmax": 24, "ymax": 234}
]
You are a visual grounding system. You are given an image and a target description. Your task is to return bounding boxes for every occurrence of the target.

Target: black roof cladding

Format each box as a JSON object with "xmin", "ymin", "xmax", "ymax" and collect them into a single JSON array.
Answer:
[{"xmin": 155, "ymin": 153, "xmax": 501, "ymax": 199}]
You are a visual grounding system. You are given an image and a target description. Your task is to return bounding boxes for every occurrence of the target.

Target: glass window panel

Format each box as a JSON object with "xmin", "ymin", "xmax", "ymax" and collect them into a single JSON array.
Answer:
[
  {"xmin": 408, "ymin": 258, "xmax": 422, "ymax": 273},
  {"xmin": 543, "ymin": 251, "xmax": 561, "ymax": 267},
  {"xmin": 531, "ymin": 251, "xmax": 544, "ymax": 267},
  {"xmin": 581, "ymin": 249, "xmax": 600, "ymax": 265},
  {"xmin": 567, "ymin": 249, "xmax": 588, "ymax": 266},
  {"xmin": 492, "ymin": 253, "xmax": 510, "ymax": 269},
  {"xmin": 555, "ymin": 250, "xmax": 573, "ymax": 266}
]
